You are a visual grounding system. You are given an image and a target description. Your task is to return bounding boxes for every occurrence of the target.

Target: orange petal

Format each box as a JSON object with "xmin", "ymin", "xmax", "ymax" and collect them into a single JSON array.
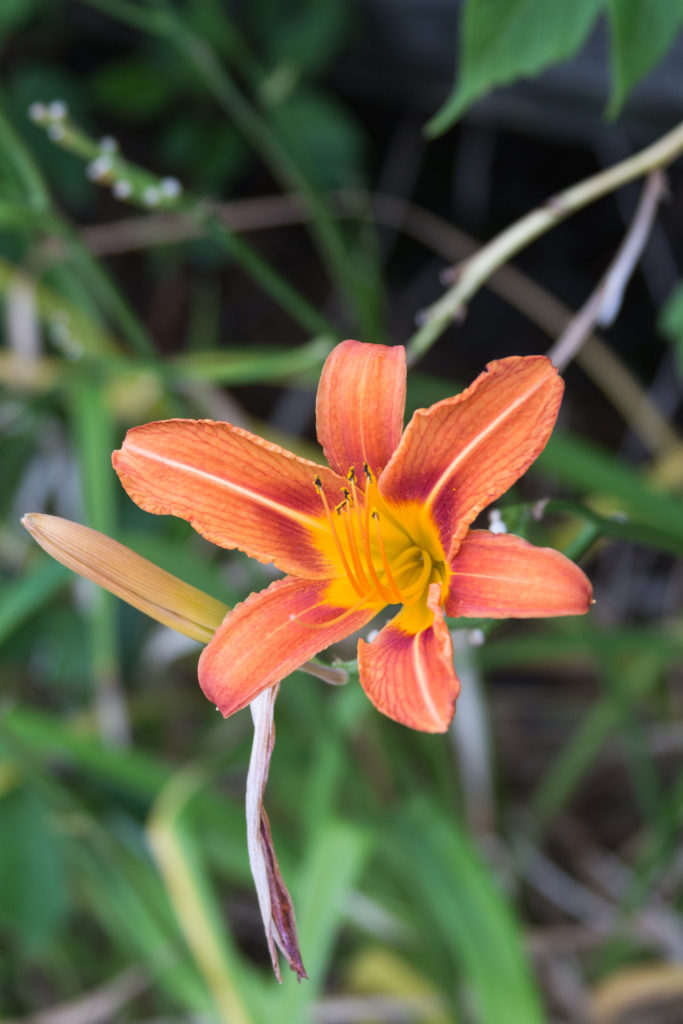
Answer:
[
  {"xmin": 316, "ymin": 339, "xmax": 406, "ymax": 481},
  {"xmin": 113, "ymin": 419, "xmax": 348, "ymax": 579},
  {"xmin": 198, "ymin": 575, "xmax": 377, "ymax": 717},
  {"xmin": 446, "ymin": 530, "xmax": 593, "ymax": 618},
  {"xmin": 357, "ymin": 583, "xmax": 459, "ymax": 733},
  {"xmin": 379, "ymin": 356, "xmax": 563, "ymax": 558}
]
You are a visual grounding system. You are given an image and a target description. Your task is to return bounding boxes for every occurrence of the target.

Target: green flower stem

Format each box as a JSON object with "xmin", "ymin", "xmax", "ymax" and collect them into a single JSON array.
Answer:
[{"xmin": 406, "ymin": 117, "xmax": 683, "ymax": 363}]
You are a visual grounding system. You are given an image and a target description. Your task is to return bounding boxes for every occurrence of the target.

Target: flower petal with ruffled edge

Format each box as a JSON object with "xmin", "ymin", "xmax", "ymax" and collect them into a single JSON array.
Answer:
[
  {"xmin": 199, "ymin": 575, "xmax": 378, "ymax": 717},
  {"xmin": 113, "ymin": 419, "xmax": 347, "ymax": 578},
  {"xmin": 446, "ymin": 530, "xmax": 593, "ymax": 618},
  {"xmin": 379, "ymin": 356, "xmax": 563, "ymax": 558},
  {"xmin": 357, "ymin": 583, "xmax": 459, "ymax": 733},
  {"xmin": 316, "ymin": 339, "xmax": 406, "ymax": 484}
]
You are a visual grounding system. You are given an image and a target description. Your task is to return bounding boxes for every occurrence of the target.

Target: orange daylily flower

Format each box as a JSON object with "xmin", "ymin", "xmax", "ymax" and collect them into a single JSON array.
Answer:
[{"xmin": 112, "ymin": 340, "xmax": 592, "ymax": 733}]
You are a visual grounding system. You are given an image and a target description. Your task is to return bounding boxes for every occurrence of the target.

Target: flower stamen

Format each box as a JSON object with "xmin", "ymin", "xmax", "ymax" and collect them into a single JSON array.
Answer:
[
  {"xmin": 347, "ymin": 468, "xmax": 394, "ymax": 604},
  {"xmin": 315, "ymin": 477, "xmax": 365, "ymax": 598}
]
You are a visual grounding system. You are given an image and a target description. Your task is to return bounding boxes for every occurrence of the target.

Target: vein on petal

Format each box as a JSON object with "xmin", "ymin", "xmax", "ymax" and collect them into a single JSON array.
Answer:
[
  {"xmin": 124, "ymin": 440, "xmax": 331, "ymax": 536},
  {"xmin": 423, "ymin": 370, "xmax": 551, "ymax": 513}
]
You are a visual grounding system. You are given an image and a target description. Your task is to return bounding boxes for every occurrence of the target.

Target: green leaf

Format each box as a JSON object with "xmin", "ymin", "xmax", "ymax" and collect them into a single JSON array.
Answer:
[
  {"xmin": 426, "ymin": 0, "xmax": 604, "ymax": 137},
  {"xmin": 607, "ymin": 0, "xmax": 683, "ymax": 116},
  {"xmin": 0, "ymin": 0, "xmax": 42, "ymax": 46},
  {"xmin": 0, "ymin": 786, "xmax": 68, "ymax": 951},
  {"xmin": 255, "ymin": 0, "xmax": 350, "ymax": 77},
  {"xmin": 271, "ymin": 88, "xmax": 365, "ymax": 188},
  {"xmin": 0, "ymin": 559, "xmax": 68, "ymax": 647}
]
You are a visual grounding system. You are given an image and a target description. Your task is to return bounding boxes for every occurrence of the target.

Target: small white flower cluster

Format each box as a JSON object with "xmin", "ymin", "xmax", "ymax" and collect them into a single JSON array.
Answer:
[
  {"xmin": 27, "ymin": 100, "xmax": 183, "ymax": 209},
  {"xmin": 140, "ymin": 177, "xmax": 183, "ymax": 207},
  {"xmin": 28, "ymin": 99, "xmax": 68, "ymax": 140}
]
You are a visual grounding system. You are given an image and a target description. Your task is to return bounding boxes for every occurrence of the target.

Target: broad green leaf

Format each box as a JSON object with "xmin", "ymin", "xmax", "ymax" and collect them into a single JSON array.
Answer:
[
  {"xmin": 607, "ymin": 0, "xmax": 683, "ymax": 115},
  {"xmin": 426, "ymin": 0, "xmax": 604, "ymax": 137},
  {"xmin": 0, "ymin": 785, "xmax": 68, "ymax": 950}
]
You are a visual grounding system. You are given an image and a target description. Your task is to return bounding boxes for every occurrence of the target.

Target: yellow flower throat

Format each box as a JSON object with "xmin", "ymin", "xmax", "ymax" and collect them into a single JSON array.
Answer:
[{"xmin": 315, "ymin": 466, "xmax": 449, "ymax": 616}]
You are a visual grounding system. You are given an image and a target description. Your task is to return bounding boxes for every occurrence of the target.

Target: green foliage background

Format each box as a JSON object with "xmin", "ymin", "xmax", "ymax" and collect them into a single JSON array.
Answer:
[{"xmin": 2, "ymin": 2, "xmax": 683, "ymax": 1022}]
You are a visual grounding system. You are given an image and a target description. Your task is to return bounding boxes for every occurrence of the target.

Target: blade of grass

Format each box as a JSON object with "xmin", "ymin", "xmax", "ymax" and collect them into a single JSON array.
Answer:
[
  {"xmin": 148, "ymin": 766, "xmax": 259, "ymax": 1024},
  {"xmin": 0, "ymin": 104, "xmax": 156, "ymax": 355},
  {"xmin": 168, "ymin": 336, "xmax": 333, "ymax": 385},
  {"xmin": 1, "ymin": 706, "xmax": 251, "ymax": 880},
  {"xmin": 536, "ymin": 432, "xmax": 683, "ymax": 545},
  {"xmin": 77, "ymin": 838, "xmax": 215, "ymax": 1013},
  {"xmin": 390, "ymin": 800, "xmax": 545, "ymax": 1024},
  {"xmin": 277, "ymin": 821, "xmax": 370, "ymax": 1018},
  {"xmin": 69, "ymin": 375, "xmax": 129, "ymax": 744},
  {"xmin": 0, "ymin": 715, "xmax": 214, "ymax": 1013},
  {"xmin": 530, "ymin": 651, "xmax": 661, "ymax": 832}
]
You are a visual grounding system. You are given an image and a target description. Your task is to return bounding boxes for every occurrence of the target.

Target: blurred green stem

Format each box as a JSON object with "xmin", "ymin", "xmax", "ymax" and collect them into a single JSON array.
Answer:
[
  {"xmin": 0, "ymin": 104, "xmax": 156, "ymax": 355},
  {"xmin": 407, "ymin": 118, "xmax": 683, "ymax": 363},
  {"xmin": 39, "ymin": 113, "xmax": 337, "ymax": 339},
  {"xmin": 78, "ymin": 0, "xmax": 378, "ymax": 334}
]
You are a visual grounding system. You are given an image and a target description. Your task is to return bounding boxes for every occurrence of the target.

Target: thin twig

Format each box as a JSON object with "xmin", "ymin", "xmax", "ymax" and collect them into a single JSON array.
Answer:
[
  {"xmin": 548, "ymin": 171, "xmax": 668, "ymax": 371},
  {"xmin": 406, "ymin": 118, "xmax": 683, "ymax": 362},
  {"xmin": 76, "ymin": 189, "xmax": 682, "ymax": 465}
]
